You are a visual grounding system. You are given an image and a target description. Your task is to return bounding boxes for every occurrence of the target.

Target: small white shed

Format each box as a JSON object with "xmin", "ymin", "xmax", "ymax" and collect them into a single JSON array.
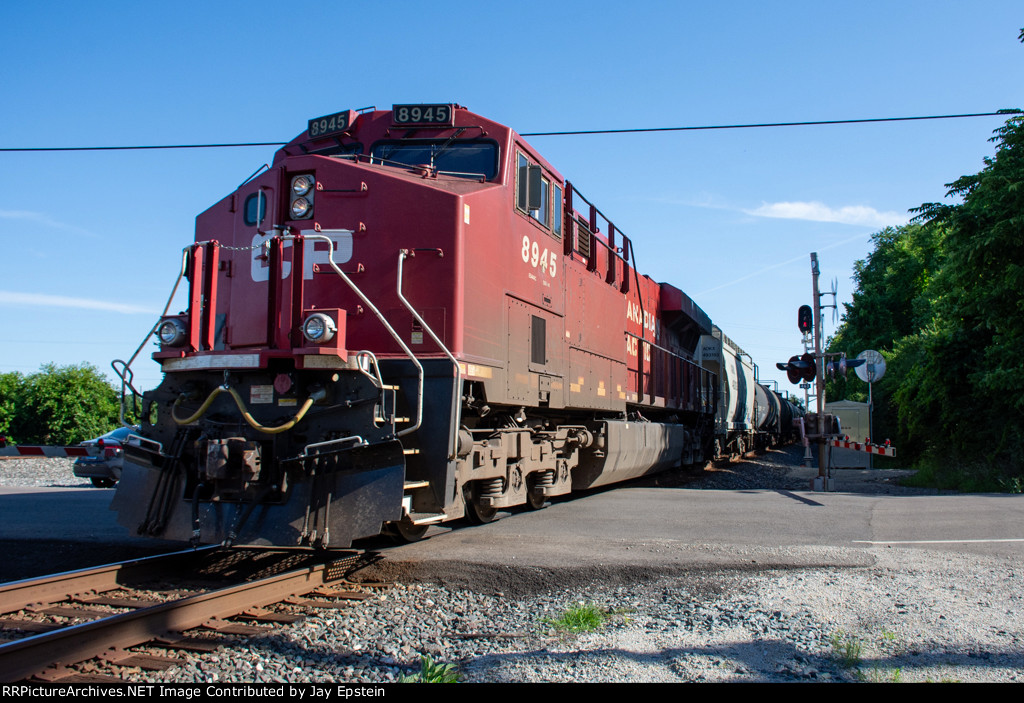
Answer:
[{"xmin": 825, "ymin": 399, "xmax": 871, "ymax": 468}]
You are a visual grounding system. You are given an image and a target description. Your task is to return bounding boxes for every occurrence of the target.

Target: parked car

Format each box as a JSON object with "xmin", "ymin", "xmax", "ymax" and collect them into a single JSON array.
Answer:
[{"xmin": 73, "ymin": 426, "xmax": 136, "ymax": 488}]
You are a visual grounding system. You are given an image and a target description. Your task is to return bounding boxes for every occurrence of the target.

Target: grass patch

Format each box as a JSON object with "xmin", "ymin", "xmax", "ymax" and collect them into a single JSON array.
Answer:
[
  {"xmin": 900, "ymin": 455, "xmax": 1023, "ymax": 493},
  {"xmin": 399, "ymin": 654, "xmax": 459, "ymax": 683},
  {"xmin": 543, "ymin": 602, "xmax": 611, "ymax": 634},
  {"xmin": 831, "ymin": 628, "xmax": 911, "ymax": 682},
  {"xmin": 829, "ymin": 630, "xmax": 864, "ymax": 668},
  {"xmin": 858, "ymin": 666, "xmax": 903, "ymax": 683}
]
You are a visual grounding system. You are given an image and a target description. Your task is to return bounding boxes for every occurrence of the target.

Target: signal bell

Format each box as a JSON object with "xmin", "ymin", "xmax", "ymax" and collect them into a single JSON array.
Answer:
[{"xmin": 798, "ymin": 305, "xmax": 813, "ymax": 334}]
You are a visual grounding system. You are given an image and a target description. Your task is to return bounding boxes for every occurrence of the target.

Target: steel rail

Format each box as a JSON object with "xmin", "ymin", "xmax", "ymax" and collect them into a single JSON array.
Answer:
[
  {"xmin": 0, "ymin": 552, "xmax": 356, "ymax": 682},
  {"xmin": 0, "ymin": 547, "xmax": 217, "ymax": 616}
]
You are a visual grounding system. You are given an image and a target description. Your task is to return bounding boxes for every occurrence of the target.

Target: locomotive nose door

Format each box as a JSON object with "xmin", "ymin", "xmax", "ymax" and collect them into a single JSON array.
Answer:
[{"xmin": 230, "ymin": 182, "xmax": 279, "ymax": 347}]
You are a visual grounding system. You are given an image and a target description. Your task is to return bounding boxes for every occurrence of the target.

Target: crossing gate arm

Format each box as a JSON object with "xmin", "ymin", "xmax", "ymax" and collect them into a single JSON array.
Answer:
[{"xmin": 830, "ymin": 439, "xmax": 896, "ymax": 457}]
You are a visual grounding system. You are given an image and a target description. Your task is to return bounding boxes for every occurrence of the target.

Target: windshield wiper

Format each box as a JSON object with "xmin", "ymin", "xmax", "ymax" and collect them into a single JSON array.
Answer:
[{"xmin": 429, "ymin": 127, "xmax": 469, "ymax": 169}]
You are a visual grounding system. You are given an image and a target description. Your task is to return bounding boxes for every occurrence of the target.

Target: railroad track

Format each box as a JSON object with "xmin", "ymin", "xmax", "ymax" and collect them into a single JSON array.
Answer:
[{"xmin": 0, "ymin": 547, "xmax": 388, "ymax": 682}]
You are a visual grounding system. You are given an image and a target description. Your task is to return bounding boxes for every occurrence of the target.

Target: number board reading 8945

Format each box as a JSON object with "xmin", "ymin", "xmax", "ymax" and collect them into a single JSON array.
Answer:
[
  {"xmin": 392, "ymin": 104, "xmax": 454, "ymax": 126},
  {"xmin": 308, "ymin": 111, "xmax": 353, "ymax": 139}
]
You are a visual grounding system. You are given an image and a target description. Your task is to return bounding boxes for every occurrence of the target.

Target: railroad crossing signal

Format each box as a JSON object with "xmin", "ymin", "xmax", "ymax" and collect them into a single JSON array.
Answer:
[
  {"xmin": 797, "ymin": 305, "xmax": 813, "ymax": 334},
  {"xmin": 776, "ymin": 353, "xmax": 816, "ymax": 383}
]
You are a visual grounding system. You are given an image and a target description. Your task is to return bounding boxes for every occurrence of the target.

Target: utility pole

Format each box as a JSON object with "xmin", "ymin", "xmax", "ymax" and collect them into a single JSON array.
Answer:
[{"xmin": 780, "ymin": 254, "xmax": 877, "ymax": 488}]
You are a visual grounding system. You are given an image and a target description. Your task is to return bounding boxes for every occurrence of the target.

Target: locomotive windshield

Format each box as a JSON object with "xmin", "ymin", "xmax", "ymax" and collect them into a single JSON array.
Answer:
[{"xmin": 370, "ymin": 139, "xmax": 498, "ymax": 180}]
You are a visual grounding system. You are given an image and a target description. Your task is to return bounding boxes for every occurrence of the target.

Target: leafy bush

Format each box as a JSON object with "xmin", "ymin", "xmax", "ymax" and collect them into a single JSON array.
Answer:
[
  {"xmin": 826, "ymin": 114, "xmax": 1024, "ymax": 488},
  {"xmin": 0, "ymin": 363, "xmax": 124, "ymax": 445},
  {"xmin": 0, "ymin": 372, "xmax": 25, "ymax": 439}
]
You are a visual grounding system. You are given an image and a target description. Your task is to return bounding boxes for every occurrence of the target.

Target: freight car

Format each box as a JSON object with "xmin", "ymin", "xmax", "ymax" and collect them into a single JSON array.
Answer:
[
  {"xmin": 113, "ymin": 103, "xmax": 750, "ymax": 548},
  {"xmin": 697, "ymin": 325, "xmax": 755, "ymax": 460},
  {"xmin": 754, "ymin": 382, "xmax": 804, "ymax": 450}
]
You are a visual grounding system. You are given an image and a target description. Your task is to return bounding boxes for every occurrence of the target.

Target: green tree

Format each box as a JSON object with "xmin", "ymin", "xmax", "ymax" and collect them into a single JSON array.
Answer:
[
  {"xmin": 826, "ymin": 223, "xmax": 944, "ymax": 454},
  {"xmin": 829, "ymin": 115, "xmax": 1024, "ymax": 486},
  {"xmin": 10, "ymin": 363, "xmax": 123, "ymax": 445},
  {"xmin": 908, "ymin": 116, "xmax": 1024, "ymax": 478},
  {"xmin": 0, "ymin": 372, "xmax": 25, "ymax": 441}
]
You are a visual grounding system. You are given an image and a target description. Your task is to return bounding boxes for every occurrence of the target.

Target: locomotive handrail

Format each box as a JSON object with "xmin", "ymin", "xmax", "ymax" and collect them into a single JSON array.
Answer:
[
  {"xmin": 397, "ymin": 249, "xmax": 462, "ymax": 460},
  {"xmin": 623, "ymin": 331, "xmax": 696, "ymax": 362},
  {"xmin": 126, "ymin": 433, "xmax": 163, "ymax": 454},
  {"xmin": 113, "ymin": 247, "xmax": 191, "ymax": 428},
  {"xmin": 564, "ymin": 181, "xmax": 632, "ymax": 262},
  {"xmin": 301, "ymin": 435, "xmax": 367, "ymax": 456},
  {"xmin": 565, "ymin": 180, "xmax": 649, "ymax": 401},
  {"xmin": 354, "ymin": 350, "xmax": 387, "ymax": 390},
  {"xmin": 299, "ymin": 233, "xmax": 424, "ymax": 438}
]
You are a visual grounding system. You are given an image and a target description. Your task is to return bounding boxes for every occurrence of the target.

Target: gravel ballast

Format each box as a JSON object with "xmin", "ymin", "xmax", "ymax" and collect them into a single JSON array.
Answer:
[{"xmin": 2, "ymin": 452, "xmax": 1022, "ymax": 683}]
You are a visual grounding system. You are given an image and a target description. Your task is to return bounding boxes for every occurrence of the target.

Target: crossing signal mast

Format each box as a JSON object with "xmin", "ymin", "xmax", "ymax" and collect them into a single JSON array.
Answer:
[{"xmin": 776, "ymin": 253, "xmax": 865, "ymax": 490}]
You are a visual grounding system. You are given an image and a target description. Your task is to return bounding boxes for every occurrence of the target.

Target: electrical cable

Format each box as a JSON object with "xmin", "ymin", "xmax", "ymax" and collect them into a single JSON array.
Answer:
[
  {"xmin": 1, "ymin": 110, "xmax": 1018, "ymax": 152},
  {"xmin": 0, "ymin": 141, "xmax": 287, "ymax": 152},
  {"xmin": 520, "ymin": 110, "xmax": 1022, "ymax": 136}
]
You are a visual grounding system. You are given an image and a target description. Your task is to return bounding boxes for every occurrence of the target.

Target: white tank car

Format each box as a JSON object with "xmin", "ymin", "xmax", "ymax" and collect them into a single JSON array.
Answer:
[{"xmin": 698, "ymin": 325, "xmax": 756, "ymax": 460}]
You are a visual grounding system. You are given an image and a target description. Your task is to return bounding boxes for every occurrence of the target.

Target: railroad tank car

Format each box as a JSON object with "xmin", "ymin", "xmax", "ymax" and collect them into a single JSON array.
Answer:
[
  {"xmin": 112, "ymin": 103, "xmax": 730, "ymax": 548},
  {"xmin": 697, "ymin": 325, "xmax": 755, "ymax": 460},
  {"xmin": 753, "ymin": 383, "xmax": 803, "ymax": 449},
  {"xmin": 753, "ymin": 383, "xmax": 779, "ymax": 448}
]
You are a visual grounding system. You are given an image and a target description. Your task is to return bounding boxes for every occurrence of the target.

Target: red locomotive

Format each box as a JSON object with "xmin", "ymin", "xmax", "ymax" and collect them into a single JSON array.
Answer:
[{"xmin": 113, "ymin": 104, "xmax": 725, "ymax": 547}]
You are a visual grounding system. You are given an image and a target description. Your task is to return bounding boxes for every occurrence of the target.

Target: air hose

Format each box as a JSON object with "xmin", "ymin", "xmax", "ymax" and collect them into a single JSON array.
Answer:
[{"xmin": 172, "ymin": 385, "xmax": 323, "ymax": 434}]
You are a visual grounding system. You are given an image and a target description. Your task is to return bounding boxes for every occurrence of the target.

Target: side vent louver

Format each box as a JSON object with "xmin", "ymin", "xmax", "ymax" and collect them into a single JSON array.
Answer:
[{"xmin": 576, "ymin": 218, "xmax": 592, "ymax": 259}]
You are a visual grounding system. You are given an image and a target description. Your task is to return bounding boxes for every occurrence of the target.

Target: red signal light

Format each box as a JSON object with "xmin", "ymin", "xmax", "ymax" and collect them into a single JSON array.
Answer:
[{"xmin": 797, "ymin": 305, "xmax": 813, "ymax": 334}]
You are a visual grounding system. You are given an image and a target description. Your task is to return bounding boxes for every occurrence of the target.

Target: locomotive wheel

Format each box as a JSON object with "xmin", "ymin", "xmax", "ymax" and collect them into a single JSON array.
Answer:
[
  {"xmin": 526, "ymin": 489, "xmax": 548, "ymax": 510},
  {"xmin": 392, "ymin": 517, "xmax": 429, "ymax": 543},
  {"xmin": 464, "ymin": 497, "xmax": 498, "ymax": 524},
  {"xmin": 525, "ymin": 476, "xmax": 548, "ymax": 510},
  {"xmin": 91, "ymin": 477, "xmax": 116, "ymax": 488}
]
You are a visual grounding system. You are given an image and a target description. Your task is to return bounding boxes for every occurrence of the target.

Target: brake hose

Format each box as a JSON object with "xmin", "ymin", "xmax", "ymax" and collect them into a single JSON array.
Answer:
[{"xmin": 172, "ymin": 385, "xmax": 323, "ymax": 434}]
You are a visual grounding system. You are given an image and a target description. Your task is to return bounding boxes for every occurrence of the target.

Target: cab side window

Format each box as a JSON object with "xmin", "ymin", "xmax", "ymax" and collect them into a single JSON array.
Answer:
[
  {"xmin": 533, "ymin": 175, "xmax": 550, "ymax": 227},
  {"xmin": 516, "ymin": 150, "xmax": 553, "ymax": 231},
  {"xmin": 516, "ymin": 153, "xmax": 531, "ymax": 212},
  {"xmin": 552, "ymin": 184, "xmax": 563, "ymax": 239},
  {"xmin": 244, "ymin": 191, "xmax": 266, "ymax": 226}
]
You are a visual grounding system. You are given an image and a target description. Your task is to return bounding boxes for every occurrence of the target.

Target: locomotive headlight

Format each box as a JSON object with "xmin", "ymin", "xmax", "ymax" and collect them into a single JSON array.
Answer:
[
  {"xmin": 157, "ymin": 318, "xmax": 187, "ymax": 347},
  {"xmin": 289, "ymin": 174, "xmax": 314, "ymax": 219},
  {"xmin": 292, "ymin": 175, "xmax": 314, "ymax": 196},
  {"xmin": 290, "ymin": 197, "xmax": 312, "ymax": 219},
  {"xmin": 302, "ymin": 312, "xmax": 337, "ymax": 344}
]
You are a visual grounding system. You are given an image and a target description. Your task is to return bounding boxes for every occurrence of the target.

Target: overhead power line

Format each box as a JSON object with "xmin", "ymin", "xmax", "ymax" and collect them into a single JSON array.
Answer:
[
  {"xmin": 1, "ymin": 110, "xmax": 1019, "ymax": 152},
  {"xmin": 0, "ymin": 141, "xmax": 287, "ymax": 153},
  {"xmin": 520, "ymin": 110, "xmax": 1022, "ymax": 137}
]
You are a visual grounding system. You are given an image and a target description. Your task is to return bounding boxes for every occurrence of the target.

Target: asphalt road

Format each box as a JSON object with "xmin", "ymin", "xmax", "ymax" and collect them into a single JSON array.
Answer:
[
  {"xmin": 385, "ymin": 486, "xmax": 1024, "ymax": 567},
  {"xmin": 2, "ymin": 466, "xmax": 1022, "ymax": 580}
]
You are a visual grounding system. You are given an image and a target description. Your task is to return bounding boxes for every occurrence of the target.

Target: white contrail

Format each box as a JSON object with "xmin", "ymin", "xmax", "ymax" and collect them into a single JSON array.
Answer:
[
  {"xmin": 0, "ymin": 290, "xmax": 158, "ymax": 315},
  {"xmin": 0, "ymin": 209, "xmax": 96, "ymax": 237},
  {"xmin": 695, "ymin": 231, "xmax": 870, "ymax": 296}
]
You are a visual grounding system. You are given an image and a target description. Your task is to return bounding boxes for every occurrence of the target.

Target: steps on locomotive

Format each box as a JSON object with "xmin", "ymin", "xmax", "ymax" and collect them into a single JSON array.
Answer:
[
  {"xmin": 402, "ymin": 481, "xmax": 444, "ymax": 525},
  {"xmin": 406, "ymin": 511, "xmax": 446, "ymax": 525}
]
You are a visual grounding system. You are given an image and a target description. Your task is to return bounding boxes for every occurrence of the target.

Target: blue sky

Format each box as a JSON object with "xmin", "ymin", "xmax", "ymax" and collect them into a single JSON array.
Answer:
[{"xmin": 1, "ymin": 1, "xmax": 1021, "ymax": 397}]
